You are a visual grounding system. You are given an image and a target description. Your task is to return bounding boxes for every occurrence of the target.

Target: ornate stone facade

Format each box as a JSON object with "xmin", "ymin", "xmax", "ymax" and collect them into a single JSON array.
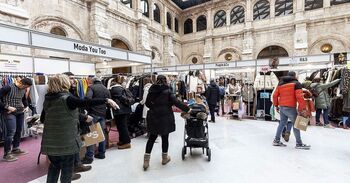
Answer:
[{"xmin": 0, "ymin": 0, "xmax": 350, "ymax": 72}]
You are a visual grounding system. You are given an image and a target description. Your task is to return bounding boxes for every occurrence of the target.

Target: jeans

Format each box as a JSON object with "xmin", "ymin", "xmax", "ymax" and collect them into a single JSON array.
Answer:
[
  {"xmin": 208, "ymin": 104, "xmax": 216, "ymax": 122},
  {"xmin": 275, "ymin": 107, "xmax": 302, "ymax": 145},
  {"xmin": 316, "ymin": 108, "xmax": 330, "ymax": 125},
  {"xmin": 115, "ymin": 114, "xmax": 131, "ymax": 145},
  {"xmin": 47, "ymin": 154, "xmax": 75, "ymax": 183},
  {"xmin": 85, "ymin": 116, "xmax": 106, "ymax": 159},
  {"xmin": 3, "ymin": 112, "xmax": 24, "ymax": 155},
  {"xmin": 145, "ymin": 134, "xmax": 169, "ymax": 154}
]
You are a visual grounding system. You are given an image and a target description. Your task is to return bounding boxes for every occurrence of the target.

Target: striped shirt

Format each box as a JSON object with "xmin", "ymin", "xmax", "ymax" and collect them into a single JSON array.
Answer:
[{"xmin": 0, "ymin": 84, "xmax": 27, "ymax": 112}]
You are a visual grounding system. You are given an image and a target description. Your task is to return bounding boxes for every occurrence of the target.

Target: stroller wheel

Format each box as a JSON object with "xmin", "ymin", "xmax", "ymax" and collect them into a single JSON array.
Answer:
[
  {"xmin": 182, "ymin": 147, "xmax": 186, "ymax": 160},
  {"xmin": 207, "ymin": 148, "xmax": 211, "ymax": 162}
]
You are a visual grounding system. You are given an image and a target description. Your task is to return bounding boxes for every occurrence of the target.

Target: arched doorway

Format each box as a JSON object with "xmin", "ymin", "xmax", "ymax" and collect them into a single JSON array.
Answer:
[
  {"xmin": 257, "ymin": 45, "xmax": 289, "ymax": 78},
  {"xmin": 111, "ymin": 39, "xmax": 132, "ymax": 74},
  {"xmin": 257, "ymin": 45, "xmax": 288, "ymax": 59}
]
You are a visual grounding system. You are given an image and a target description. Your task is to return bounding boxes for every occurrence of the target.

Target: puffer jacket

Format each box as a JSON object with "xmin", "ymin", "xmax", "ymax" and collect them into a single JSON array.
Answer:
[
  {"xmin": 206, "ymin": 81, "xmax": 220, "ymax": 105},
  {"xmin": 311, "ymin": 79, "xmax": 341, "ymax": 109},
  {"xmin": 273, "ymin": 76, "xmax": 305, "ymax": 111}
]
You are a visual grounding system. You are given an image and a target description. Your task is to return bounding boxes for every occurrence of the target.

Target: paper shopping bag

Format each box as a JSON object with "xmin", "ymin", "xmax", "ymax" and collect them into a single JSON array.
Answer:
[
  {"xmin": 294, "ymin": 116, "xmax": 309, "ymax": 131},
  {"xmin": 82, "ymin": 123, "xmax": 105, "ymax": 147}
]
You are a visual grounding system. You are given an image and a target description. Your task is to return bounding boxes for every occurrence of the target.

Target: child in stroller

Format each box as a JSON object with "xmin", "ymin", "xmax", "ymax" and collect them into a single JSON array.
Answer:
[{"xmin": 181, "ymin": 95, "xmax": 211, "ymax": 161}]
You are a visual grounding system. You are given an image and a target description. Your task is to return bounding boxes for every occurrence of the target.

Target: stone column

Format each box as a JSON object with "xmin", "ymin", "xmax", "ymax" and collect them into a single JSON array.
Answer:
[
  {"xmin": 89, "ymin": 0, "xmax": 110, "ymax": 44},
  {"xmin": 203, "ymin": 38, "xmax": 213, "ymax": 63},
  {"xmin": 270, "ymin": 0, "xmax": 275, "ymax": 18},
  {"xmin": 163, "ymin": 6, "xmax": 168, "ymax": 32},
  {"xmin": 206, "ymin": 8, "xmax": 213, "ymax": 35},
  {"xmin": 294, "ymin": 23, "xmax": 308, "ymax": 56},
  {"xmin": 149, "ymin": 0, "xmax": 154, "ymax": 21},
  {"xmin": 193, "ymin": 17, "xmax": 197, "ymax": 33},
  {"xmin": 246, "ymin": 0, "xmax": 253, "ymax": 22},
  {"xmin": 324, "ymin": 0, "xmax": 331, "ymax": 8},
  {"xmin": 242, "ymin": 31, "xmax": 254, "ymax": 60},
  {"xmin": 163, "ymin": 34, "xmax": 175, "ymax": 66},
  {"xmin": 226, "ymin": 10, "xmax": 230, "ymax": 26}
]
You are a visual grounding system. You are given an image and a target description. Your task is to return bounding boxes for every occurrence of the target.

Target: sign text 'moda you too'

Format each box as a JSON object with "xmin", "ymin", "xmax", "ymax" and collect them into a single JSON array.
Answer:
[{"xmin": 74, "ymin": 43, "xmax": 107, "ymax": 55}]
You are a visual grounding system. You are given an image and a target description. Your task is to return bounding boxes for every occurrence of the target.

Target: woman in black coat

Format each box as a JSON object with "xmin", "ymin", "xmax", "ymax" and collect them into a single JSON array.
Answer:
[
  {"xmin": 143, "ymin": 75, "xmax": 190, "ymax": 171},
  {"xmin": 110, "ymin": 76, "xmax": 132, "ymax": 149}
]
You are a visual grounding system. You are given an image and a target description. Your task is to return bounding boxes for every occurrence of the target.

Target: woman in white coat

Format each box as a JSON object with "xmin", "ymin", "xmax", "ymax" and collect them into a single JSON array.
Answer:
[{"xmin": 140, "ymin": 77, "xmax": 153, "ymax": 119}]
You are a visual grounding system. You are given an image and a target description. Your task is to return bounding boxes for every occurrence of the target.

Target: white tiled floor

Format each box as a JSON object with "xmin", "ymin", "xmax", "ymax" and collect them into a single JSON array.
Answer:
[{"xmin": 30, "ymin": 114, "xmax": 350, "ymax": 183}]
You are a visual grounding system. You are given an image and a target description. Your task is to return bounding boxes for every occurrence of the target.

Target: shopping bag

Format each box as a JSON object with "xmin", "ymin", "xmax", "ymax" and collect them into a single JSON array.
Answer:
[
  {"xmin": 294, "ymin": 115, "xmax": 309, "ymax": 131},
  {"xmin": 82, "ymin": 123, "xmax": 105, "ymax": 147}
]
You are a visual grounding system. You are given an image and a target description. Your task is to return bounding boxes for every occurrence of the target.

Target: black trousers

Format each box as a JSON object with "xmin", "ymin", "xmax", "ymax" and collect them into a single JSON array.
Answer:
[
  {"xmin": 47, "ymin": 154, "xmax": 75, "ymax": 183},
  {"xmin": 115, "ymin": 114, "xmax": 131, "ymax": 145},
  {"xmin": 145, "ymin": 134, "xmax": 169, "ymax": 154},
  {"xmin": 209, "ymin": 104, "xmax": 216, "ymax": 122}
]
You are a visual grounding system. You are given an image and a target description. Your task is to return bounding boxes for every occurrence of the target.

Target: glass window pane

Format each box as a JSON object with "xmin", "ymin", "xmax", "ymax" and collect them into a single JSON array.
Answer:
[
  {"xmin": 305, "ymin": 0, "xmax": 323, "ymax": 11},
  {"xmin": 214, "ymin": 10, "xmax": 226, "ymax": 28},
  {"xmin": 141, "ymin": 0, "xmax": 149, "ymax": 17},
  {"xmin": 275, "ymin": 0, "xmax": 293, "ymax": 17},
  {"xmin": 167, "ymin": 12, "xmax": 172, "ymax": 29},
  {"xmin": 253, "ymin": 0, "xmax": 270, "ymax": 20},
  {"xmin": 331, "ymin": 0, "xmax": 350, "ymax": 5},
  {"xmin": 175, "ymin": 18, "xmax": 179, "ymax": 33},
  {"xmin": 197, "ymin": 15, "xmax": 207, "ymax": 31},
  {"xmin": 121, "ymin": 0, "xmax": 132, "ymax": 8},
  {"xmin": 230, "ymin": 6, "xmax": 245, "ymax": 25},
  {"xmin": 184, "ymin": 19, "xmax": 193, "ymax": 34},
  {"xmin": 153, "ymin": 4, "xmax": 160, "ymax": 23}
]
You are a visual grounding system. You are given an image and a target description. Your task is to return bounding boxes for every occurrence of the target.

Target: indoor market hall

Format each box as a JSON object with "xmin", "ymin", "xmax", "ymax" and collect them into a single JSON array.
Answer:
[{"xmin": 0, "ymin": 0, "xmax": 350, "ymax": 183}]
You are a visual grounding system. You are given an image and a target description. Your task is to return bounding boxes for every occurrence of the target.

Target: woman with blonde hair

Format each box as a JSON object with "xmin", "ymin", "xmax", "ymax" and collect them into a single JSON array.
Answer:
[{"xmin": 40, "ymin": 74, "xmax": 117, "ymax": 183}]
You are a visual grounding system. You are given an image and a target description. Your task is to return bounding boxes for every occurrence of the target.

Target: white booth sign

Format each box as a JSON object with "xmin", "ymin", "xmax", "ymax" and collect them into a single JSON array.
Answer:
[
  {"xmin": 31, "ymin": 33, "xmax": 128, "ymax": 60},
  {"xmin": 236, "ymin": 60, "xmax": 255, "ymax": 67},
  {"xmin": 205, "ymin": 62, "xmax": 236, "ymax": 69},
  {"xmin": 295, "ymin": 55, "xmax": 330, "ymax": 64},
  {"xmin": 144, "ymin": 68, "xmax": 152, "ymax": 73},
  {"xmin": 0, "ymin": 26, "xmax": 29, "ymax": 46},
  {"xmin": 128, "ymin": 53, "xmax": 151, "ymax": 64},
  {"xmin": 154, "ymin": 67, "xmax": 176, "ymax": 72},
  {"xmin": 190, "ymin": 64, "xmax": 204, "ymax": 70},
  {"xmin": 176, "ymin": 65, "xmax": 190, "ymax": 71}
]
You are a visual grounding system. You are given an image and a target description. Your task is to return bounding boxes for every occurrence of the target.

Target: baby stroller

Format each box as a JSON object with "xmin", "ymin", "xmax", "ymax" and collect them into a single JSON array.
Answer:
[{"xmin": 181, "ymin": 104, "xmax": 211, "ymax": 162}]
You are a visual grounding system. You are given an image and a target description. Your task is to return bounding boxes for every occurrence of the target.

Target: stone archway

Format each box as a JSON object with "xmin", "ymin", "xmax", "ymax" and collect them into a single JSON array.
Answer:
[
  {"xmin": 257, "ymin": 45, "xmax": 289, "ymax": 59},
  {"xmin": 111, "ymin": 38, "xmax": 132, "ymax": 73}
]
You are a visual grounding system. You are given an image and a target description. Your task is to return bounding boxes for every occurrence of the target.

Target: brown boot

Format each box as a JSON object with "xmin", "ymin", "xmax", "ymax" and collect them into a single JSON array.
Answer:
[
  {"xmin": 117, "ymin": 143, "xmax": 131, "ymax": 150},
  {"xmin": 143, "ymin": 153, "xmax": 150, "ymax": 171},
  {"xmin": 162, "ymin": 153, "xmax": 171, "ymax": 165},
  {"xmin": 74, "ymin": 164, "xmax": 92, "ymax": 173}
]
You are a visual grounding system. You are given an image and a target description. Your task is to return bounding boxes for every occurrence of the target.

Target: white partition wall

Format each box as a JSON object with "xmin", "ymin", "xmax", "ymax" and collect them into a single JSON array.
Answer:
[
  {"xmin": 70, "ymin": 61, "xmax": 95, "ymax": 75},
  {"xmin": 0, "ymin": 55, "xmax": 33, "ymax": 72},
  {"xmin": 34, "ymin": 58, "xmax": 69, "ymax": 74}
]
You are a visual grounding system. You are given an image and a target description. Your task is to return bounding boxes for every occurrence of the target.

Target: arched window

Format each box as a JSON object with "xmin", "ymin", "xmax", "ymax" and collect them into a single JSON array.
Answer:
[
  {"xmin": 175, "ymin": 18, "xmax": 179, "ymax": 33},
  {"xmin": 153, "ymin": 4, "xmax": 160, "ymax": 23},
  {"xmin": 305, "ymin": 0, "xmax": 323, "ymax": 11},
  {"xmin": 214, "ymin": 10, "xmax": 226, "ymax": 28},
  {"xmin": 275, "ymin": 0, "xmax": 293, "ymax": 16},
  {"xmin": 121, "ymin": 0, "xmax": 132, "ymax": 8},
  {"xmin": 141, "ymin": 0, "xmax": 149, "ymax": 17},
  {"xmin": 331, "ymin": 0, "xmax": 350, "ymax": 6},
  {"xmin": 111, "ymin": 39, "xmax": 130, "ymax": 50},
  {"xmin": 196, "ymin": 15, "xmax": 207, "ymax": 32},
  {"xmin": 50, "ymin": 27, "xmax": 67, "ymax": 37},
  {"xmin": 167, "ymin": 12, "xmax": 172, "ymax": 29},
  {"xmin": 184, "ymin": 19, "xmax": 193, "ymax": 34},
  {"xmin": 253, "ymin": 0, "xmax": 270, "ymax": 20},
  {"xmin": 257, "ymin": 46, "xmax": 289, "ymax": 59},
  {"xmin": 230, "ymin": 6, "xmax": 245, "ymax": 25}
]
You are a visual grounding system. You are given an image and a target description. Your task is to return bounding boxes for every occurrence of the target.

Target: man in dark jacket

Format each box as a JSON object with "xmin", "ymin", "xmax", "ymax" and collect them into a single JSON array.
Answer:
[
  {"xmin": 272, "ymin": 71, "xmax": 310, "ymax": 150},
  {"xmin": 82, "ymin": 78, "xmax": 111, "ymax": 164},
  {"xmin": 206, "ymin": 80, "xmax": 220, "ymax": 123}
]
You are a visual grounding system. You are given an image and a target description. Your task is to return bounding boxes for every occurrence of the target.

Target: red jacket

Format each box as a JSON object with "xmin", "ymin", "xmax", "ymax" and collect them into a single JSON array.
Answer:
[{"xmin": 273, "ymin": 77, "xmax": 306, "ymax": 111}]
